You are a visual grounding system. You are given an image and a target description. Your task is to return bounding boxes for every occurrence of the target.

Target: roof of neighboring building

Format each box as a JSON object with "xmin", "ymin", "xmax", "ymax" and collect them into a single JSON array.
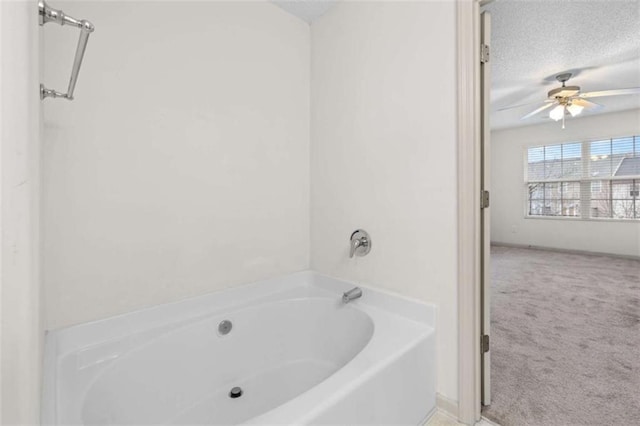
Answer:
[{"xmin": 614, "ymin": 156, "xmax": 640, "ymax": 177}]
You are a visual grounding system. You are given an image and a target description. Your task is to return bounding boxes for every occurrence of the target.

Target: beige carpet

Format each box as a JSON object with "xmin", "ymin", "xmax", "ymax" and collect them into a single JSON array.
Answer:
[{"xmin": 482, "ymin": 246, "xmax": 640, "ymax": 426}]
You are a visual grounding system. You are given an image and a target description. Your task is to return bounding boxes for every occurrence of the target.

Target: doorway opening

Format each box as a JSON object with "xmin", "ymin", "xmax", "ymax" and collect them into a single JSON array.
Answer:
[{"xmin": 479, "ymin": 1, "xmax": 640, "ymax": 425}]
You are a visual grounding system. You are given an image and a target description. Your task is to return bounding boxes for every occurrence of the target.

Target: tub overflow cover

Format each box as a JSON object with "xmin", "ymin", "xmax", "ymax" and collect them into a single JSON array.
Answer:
[{"xmin": 229, "ymin": 387, "xmax": 243, "ymax": 399}]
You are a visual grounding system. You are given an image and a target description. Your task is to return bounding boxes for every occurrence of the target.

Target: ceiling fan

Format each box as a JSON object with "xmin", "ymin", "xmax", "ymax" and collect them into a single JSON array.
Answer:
[{"xmin": 499, "ymin": 73, "xmax": 640, "ymax": 128}]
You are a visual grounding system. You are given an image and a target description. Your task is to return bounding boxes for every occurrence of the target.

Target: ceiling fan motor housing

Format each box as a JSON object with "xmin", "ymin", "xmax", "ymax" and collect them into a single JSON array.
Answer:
[{"xmin": 548, "ymin": 85, "xmax": 580, "ymax": 99}]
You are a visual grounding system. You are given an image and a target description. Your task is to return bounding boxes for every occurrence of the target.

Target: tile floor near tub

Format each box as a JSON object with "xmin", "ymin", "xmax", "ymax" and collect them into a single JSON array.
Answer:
[{"xmin": 425, "ymin": 410, "xmax": 498, "ymax": 426}]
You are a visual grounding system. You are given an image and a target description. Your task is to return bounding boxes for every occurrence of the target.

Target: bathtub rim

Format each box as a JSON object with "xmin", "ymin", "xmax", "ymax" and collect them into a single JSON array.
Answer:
[{"xmin": 45, "ymin": 271, "xmax": 435, "ymax": 352}]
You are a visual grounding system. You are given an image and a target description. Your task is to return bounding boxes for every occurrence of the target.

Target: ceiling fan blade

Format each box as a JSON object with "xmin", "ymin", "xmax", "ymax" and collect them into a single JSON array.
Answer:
[
  {"xmin": 571, "ymin": 98, "xmax": 603, "ymax": 110},
  {"xmin": 580, "ymin": 87, "xmax": 640, "ymax": 98},
  {"xmin": 521, "ymin": 102, "xmax": 555, "ymax": 120},
  {"xmin": 497, "ymin": 99, "xmax": 552, "ymax": 111}
]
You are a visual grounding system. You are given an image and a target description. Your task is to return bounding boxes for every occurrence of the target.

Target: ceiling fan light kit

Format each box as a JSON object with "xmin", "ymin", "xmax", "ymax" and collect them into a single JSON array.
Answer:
[
  {"xmin": 499, "ymin": 72, "xmax": 640, "ymax": 128},
  {"xmin": 549, "ymin": 102, "xmax": 584, "ymax": 120},
  {"xmin": 566, "ymin": 103, "xmax": 583, "ymax": 117},
  {"xmin": 549, "ymin": 104, "xmax": 565, "ymax": 121}
]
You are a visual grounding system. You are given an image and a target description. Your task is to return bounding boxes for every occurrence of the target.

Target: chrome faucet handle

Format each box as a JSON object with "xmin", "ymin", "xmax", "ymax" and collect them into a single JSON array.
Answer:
[
  {"xmin": 349, "ymin": 238, "xmax": 361, "ymax": 258},
  {"xmin": 349, "ymin": 229, "xmax": 371, "ymax": 258}
]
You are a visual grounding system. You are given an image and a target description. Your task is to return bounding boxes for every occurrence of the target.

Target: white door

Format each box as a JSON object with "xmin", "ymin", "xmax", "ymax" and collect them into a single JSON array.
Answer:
[{"xmin": 480, "ymin": 9, "xmax": 492, "ymax": 407}]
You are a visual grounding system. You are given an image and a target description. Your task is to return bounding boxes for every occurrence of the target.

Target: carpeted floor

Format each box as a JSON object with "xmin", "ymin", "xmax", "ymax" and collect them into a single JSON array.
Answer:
[{"xmin": 482, "ymin": 246, "xmax": 640, "ymax": 426}]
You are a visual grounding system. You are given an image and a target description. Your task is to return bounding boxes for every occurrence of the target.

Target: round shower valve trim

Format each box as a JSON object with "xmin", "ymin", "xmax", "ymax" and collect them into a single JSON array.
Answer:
[{"xmin": 349, "ymin": 229, "xmax": 372, "ymax": 258}]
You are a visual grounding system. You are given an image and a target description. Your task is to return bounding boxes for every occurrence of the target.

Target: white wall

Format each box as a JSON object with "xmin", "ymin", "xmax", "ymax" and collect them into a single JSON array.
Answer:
[
  {"xmin": 491, "ymin": 109, "xmax": 640, "ymax": 257},
  {"xmin": 43, "ymin": 0, "xmax": 461, "ymax": 404},
  {"xmin": 0, "ymin": 0, "xmax": 43, "ymax": 423},
  {"xmin": 43, "ymin": 1, "xmax": 310, "ymax": 329},
  {"xmin": 310, "ymin": 1, "xmax": 458, "ymax": 401}
]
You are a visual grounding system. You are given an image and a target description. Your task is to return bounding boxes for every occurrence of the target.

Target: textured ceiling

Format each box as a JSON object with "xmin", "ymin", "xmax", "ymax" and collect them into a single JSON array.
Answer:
[
  {"xmin": 271, "ymin": 0, "xmax": 337, "ymax": 23},
  {"xmin": 485, "ymin": 0, "xmax": 640, "ymax": 129}
]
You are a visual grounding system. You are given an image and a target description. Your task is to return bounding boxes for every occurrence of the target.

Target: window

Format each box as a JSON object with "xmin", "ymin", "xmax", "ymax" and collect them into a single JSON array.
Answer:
[
  {"xmin": 526, "ymin": 143, "xmax": 582, "ymax": 217},
  {"xmin": 526, "ymin": 136, "xmax": 640, "ymax": 220}
]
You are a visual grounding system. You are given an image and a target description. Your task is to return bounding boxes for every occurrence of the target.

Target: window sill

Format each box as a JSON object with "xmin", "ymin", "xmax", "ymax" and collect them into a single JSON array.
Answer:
[{"xmin": 524, "ymin": 215, "xmax": 640, "ymax": 223}]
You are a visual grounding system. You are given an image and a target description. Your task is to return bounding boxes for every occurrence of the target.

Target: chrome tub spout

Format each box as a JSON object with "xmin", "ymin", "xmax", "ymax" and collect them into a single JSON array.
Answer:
[{"xmin": 342, "ymin": 287, "xmax": 362, "ymax": 303}]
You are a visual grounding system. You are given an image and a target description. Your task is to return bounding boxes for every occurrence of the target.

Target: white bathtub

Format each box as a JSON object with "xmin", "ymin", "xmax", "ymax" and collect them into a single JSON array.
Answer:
[{"xmin": 42, "ymin": 272, "xmax": 436, "ymax": 425}]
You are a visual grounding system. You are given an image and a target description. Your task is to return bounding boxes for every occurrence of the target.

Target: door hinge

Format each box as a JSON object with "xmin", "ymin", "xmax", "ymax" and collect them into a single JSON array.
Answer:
[
  {"xmin": 481, "ymin": 44, "xmax": 490, "ymax": 63},
  {"xmin": 481, "ymin": 190, "xmax": 490, "ymax": 209},
  {"xmin": 482, "ymin": 334, "xmax": 490, "ymax": 353}
]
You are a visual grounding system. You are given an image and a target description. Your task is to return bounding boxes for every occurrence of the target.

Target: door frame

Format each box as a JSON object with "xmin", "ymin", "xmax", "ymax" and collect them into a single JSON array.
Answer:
[
  {"xmin": 480, "ymin": 8, "xmax": 492, "ymax": 408},
  {"xmin": 456, "ymin": 0, "xmax": 491, "ymax": 423},
  {"xmin": 0, "ymin": 0, "xmax": 43, "ymax": 423}
]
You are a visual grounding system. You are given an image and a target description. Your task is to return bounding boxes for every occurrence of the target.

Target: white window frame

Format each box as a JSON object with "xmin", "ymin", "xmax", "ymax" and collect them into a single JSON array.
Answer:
[{"xmin": 524, "ymin": 136, "xmax": 640, "ymax": 221}]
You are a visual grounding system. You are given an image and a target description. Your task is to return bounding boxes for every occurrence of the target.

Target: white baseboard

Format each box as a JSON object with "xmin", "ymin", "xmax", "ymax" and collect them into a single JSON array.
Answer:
[
  {"xmin": 480, "ymin": 416, "xmax": 501, "ymax": 426},
  {"xmin": 491, "ymin": 241, "xmax": 640, "ymax": 261},
  {"xmin": 420, "ymin": 408, "xmax": 437, "ymax": 425},
  {"xmin": 436, "ymin": 393, "xmax": 459, "ymax": 419},
  {"xmin": 433, "ymin": 394, "xmax": 499, "ymax": 426}
]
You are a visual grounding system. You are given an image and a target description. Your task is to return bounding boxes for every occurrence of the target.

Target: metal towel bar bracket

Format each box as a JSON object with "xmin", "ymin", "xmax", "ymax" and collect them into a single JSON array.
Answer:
[{"xmin": 39, "ymin": 0, "xmax": 94, "ymax": 101}]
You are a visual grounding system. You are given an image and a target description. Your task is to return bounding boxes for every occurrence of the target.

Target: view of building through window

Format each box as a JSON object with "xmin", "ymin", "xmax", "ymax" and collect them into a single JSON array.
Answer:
[{"xmin": 526, "ymin": 136, "xmax": 640, "ymax": 219}]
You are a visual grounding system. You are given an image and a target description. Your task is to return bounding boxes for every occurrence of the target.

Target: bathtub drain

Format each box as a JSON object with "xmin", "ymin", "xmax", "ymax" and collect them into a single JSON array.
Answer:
[
  {"xmin": 218, "ymin": 320, "xmax": 232, "ymax": 335},
  {"xmin": 229, "ymin": 387, "xmax": 243, "ymax": 399}
]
